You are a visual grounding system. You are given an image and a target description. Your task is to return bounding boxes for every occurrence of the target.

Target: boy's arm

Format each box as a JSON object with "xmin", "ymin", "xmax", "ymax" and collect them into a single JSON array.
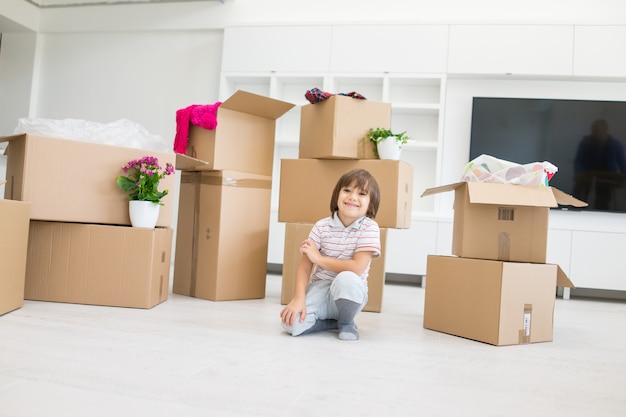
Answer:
[
  {"xmin": 300, "ymin": 238, "xmax": 373, "ymax": 276},
  {"xmin": 280, "ymin": 255, "xmax": 313, "ymax": 326},
  {"xmin": 293, "ymin": 255, "xmax": 313, "ymax": 302},
  {"xmin": 314, "ymin": 251, "xmax": 373, "ymax": 276}
]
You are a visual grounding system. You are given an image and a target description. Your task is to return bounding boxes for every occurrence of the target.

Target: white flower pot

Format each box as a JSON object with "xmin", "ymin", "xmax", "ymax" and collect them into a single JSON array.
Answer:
[
  {"xmin": 129, "ymin": 200, "xmax": 160, "ymax": 228},
  {"xmin": 376, "ymin": 136, "xmax": 402, "ymax": 160}
]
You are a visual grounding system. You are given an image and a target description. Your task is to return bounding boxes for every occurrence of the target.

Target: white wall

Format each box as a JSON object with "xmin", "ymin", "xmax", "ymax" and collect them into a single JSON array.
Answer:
[
  {"xmin": 33, "ymin": 30, "xmax": 223, "ymax": 143},
  {"xmin": 0, "ymin": 0, "xmax": 39, "ymax": 32},
  {"xmin": 0, "ymin": 31, "xmax": 37, "ymax": 136},
  {"xmin": 0, "ymin": 31, "xmax": 37, "ymax": 198}
]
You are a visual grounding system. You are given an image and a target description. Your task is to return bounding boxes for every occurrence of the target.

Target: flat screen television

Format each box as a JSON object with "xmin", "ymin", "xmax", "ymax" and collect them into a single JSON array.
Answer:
[{"xmin": 469, "ymin": 97, "xmax": 626, "ymax": 212}]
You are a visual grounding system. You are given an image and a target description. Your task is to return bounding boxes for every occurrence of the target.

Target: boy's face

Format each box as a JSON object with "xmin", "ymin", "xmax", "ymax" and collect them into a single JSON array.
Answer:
[{"xmin": 336, "ymin": 181, "xmax": 370, "ymax": 224}]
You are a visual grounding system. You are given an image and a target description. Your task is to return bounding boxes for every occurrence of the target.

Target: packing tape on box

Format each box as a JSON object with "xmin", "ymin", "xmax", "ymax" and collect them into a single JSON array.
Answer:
[
  {"xmin": 518, "ymin": 304, "xmax": 533, "ymax": 344},
  {"xmin": 187, "ymin": 174, "xmax": 202, "ymax": 297},
  {"xmin": 498, "ymin": 232, "xmax": 511, "ymax": 261},
  {"xmin": 181, "ymin": 173, "xmax": 271, "ymax": 189}
]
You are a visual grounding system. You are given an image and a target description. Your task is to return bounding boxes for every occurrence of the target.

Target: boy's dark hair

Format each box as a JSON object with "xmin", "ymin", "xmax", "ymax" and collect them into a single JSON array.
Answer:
[{"xmin": 330, "ymin": 169, "xmax": 380, "ymax": 218}]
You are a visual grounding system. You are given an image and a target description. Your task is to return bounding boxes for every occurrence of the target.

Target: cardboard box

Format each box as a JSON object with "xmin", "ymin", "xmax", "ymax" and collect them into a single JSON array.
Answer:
[
  {"xmin": 423, "ymin": 255, "xmax": 574, "ymax": 346},
  {"xmin": 280, "ymin": 223, "xmax": 387, "ymax": 313},
  {"xmin": 421, "ymin": 182, "xmax": 586, "ymax": 263},
  {"xmin": 173, "ymin": 170, "xmax": 272, "ymax": 301},
  {"xmin": 25, "ymin": 222, "xmax": 172, "ymax": 309},
  {"xmin": 176, "ymin": 90, "xmax": 294, "ymax": 175},
  {"xmin": 1, "ymin": 134, "xmax": 176, "ymax": 226},
  {"xmin": 0, "ymin": 199, "xmax": 30, "ymax": 316},
  {"xmin": 278, "ymin": 159, "xmax": 413, "ymax": 229},
  {"xmin": 299, "ymin": 95, "xmax": 391, "ymax": 159}
]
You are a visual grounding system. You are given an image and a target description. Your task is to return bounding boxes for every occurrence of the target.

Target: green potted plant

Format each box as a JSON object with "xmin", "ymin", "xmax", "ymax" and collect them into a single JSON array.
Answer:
[
  {"xmin": 116, "ymin": 156, "xmax": 175, "ymax": 228},
  {"xmin": 368, "ymin": 127, "xmax": 410, "ymax": 160}
]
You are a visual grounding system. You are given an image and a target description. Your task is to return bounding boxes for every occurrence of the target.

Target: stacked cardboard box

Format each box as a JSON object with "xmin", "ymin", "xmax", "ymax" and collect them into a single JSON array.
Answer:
[
  {"xmin": 173, "ymin": 90, "xmax": 294, "ymax": 301},
  {"xmin": 421, "ymin": 181, "xmax": 587, "ymax": 345},
  {"xmin": 1, "ymin": 134, "xmax": 176, "ymax": 310},
  {"xmin": 278, "ymin": 95, "xmax": 414, "ymax": 312}
]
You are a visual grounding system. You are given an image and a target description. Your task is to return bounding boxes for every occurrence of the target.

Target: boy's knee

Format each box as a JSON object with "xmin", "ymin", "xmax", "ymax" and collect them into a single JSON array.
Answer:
[
  {"xmin": 334, "ymin": 271, "xmax": 360, "ymax": 282},
  {"xmin": 331, "ymin": 272, "xmax": 367, "ymax": 303}
]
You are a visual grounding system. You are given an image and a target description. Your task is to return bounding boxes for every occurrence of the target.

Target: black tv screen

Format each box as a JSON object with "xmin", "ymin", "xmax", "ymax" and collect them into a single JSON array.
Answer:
[{"xmin": 469, "ymin": 97, "xmax": 626, "ymax": 212}]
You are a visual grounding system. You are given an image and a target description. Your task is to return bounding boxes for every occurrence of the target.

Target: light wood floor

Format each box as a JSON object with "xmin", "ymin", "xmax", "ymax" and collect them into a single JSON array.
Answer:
[{"xmin": 1, "ymin": 274, "xmax": 625, "ymax": 417}]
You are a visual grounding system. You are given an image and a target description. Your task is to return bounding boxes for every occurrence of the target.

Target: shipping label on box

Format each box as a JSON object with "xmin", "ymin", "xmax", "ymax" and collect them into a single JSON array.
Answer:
[
  {"xmin": 0, "ymin": 199, "xmax": 31, "ymax": 316},
  {"xmin": 421, "ymin": 182, "xmax": 586, "ymax": 263},
  {"xmin": 173, "ymin": 170, "xmax": 272, "ymax": 301},
  {"xmin": 1, "ymin": 134, "xmax": 176, "ymax": 226},
  {"xmin": 177, "ymin": 90, "xmax": 294, "ymax": 175},
  {"xmin": 280, "ymin": 223, "xmax": 387, "ymax": 313},
  {"xmin": 299, "ymin": 95, "xmax": 391, "ymax": 160},
  {"xmin": 25, "ymin": 222, "xmax": 173, "ymax": 309},
  {"xmin": 278, "ymin": 159, "xmax": 413, "ymax": 229},
  {"xmin": 423, "ymin": 255, "xmax": 574, "ymax": 346}
]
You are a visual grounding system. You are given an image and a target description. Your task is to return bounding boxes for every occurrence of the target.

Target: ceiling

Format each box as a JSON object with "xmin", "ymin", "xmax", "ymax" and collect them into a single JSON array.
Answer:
[{"xmin": 24, "ymin": 0, "xmax": 220, "ymax": 8}]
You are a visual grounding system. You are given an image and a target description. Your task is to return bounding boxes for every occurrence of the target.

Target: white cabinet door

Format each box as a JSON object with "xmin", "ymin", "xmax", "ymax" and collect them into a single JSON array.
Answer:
[
  {"xmin": 570, "ymin": 231, "xmax": 626, "ymax": 291},
  {"xmin": 222, "ymin": 26, "xmax": 332, "ymax": 72},
  {"xmin": 546, "ymin": 228, "xmax": 573, "ymax": 275},
  {"xmin": 386, "ymin": 220, "xmax": 438, "ymax": 275},
  {"xmin": 573, "ymin": 26, "xmax": 626, "ymax": 77},
  {"xmin": 435, "ymin": 220, "xmax": 453, "ymax": 256},
  {"xmin": 448, "ymin": 25, "xmax": 574, "ymax": 75},
  {"xmin": 330, "ymin": 25, "xmax": 449, "ymax": 73},
  {"xmin": 267, "ymin": 212, "xmax": 286, "ymax": 265}
]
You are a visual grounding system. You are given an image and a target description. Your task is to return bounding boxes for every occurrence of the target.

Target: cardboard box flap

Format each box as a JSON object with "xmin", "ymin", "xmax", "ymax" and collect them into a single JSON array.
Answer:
[
  {"xmin": 421, "ymin": 181, "xmax": 558, "ymax": 207},
  {"xmin": 175, "ymin": 153, "xmax": 209, "ymax": 170},
  {"xmin": 466, "ymin": 182, "xmax": 558, "ymax": 207},
  {"xmin": 181, "ymin": 170, "xmax": 272, "ymax": 189},
  {"xmin": 551, "ymin": 187, "xmax": 588, "ymax": 208},
  {"xmin": 556, "ymin": 266, "xmax": 575, "ymax": 288},
  {"xmin": 1, "ymin": 134, "xmax": 26, "ymax": 156},
  {"xmin": 423, "ymin": 181, "xmax": 588, "ymax": 209},
  {"xmin": 221, "ymin": 90, "xmax": 295, "ymax": 120},
  {"xmin": 420, "ymin": 182, "xmax": 465, "ymax": 198},
  {"xmin": 0, "ymin": 133, "xmax": 23, "ymax": 145}
]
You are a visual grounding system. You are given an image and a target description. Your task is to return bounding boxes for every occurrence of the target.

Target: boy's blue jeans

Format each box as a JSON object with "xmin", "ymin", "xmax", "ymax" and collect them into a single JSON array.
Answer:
[{"xmin": 282, "ymin": 271, "xmax": 368, "ymax": 336}]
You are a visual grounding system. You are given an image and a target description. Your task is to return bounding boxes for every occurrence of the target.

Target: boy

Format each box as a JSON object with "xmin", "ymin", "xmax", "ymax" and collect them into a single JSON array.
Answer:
[{"xmin": 280, "ymin": 169, "xmax": 381, "ymax": 340}]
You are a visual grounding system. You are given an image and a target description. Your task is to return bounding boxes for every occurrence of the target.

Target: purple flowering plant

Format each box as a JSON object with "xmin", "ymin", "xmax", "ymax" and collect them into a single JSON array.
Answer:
[{"xmin": 116, "ymin": 156, "xmax": 175, "ymax": 204}]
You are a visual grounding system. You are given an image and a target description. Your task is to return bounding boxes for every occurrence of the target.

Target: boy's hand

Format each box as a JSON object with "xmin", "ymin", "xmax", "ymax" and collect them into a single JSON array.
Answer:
[
  {"xmin": 280, "ymin": 298, "xmax": 306, "ymax": 327},
  {"xmin": 299, "ymin": 239, "xmax": 320, "ymax": 264}
]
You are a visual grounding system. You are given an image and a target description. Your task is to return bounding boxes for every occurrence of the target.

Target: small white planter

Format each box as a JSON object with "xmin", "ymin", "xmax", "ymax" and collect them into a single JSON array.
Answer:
[
  {"xmin": 129, "ymin": 200, "xmax": 160, "ymax": 228},
  {"xmin": 376, "ymin": 136, "xmax": 403, "ymax": 160}
]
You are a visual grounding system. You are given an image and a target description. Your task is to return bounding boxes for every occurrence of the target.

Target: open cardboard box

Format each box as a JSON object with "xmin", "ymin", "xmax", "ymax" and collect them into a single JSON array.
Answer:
[
  {"xmin": 280, "ymin": 223, "xmax": 388, "ymax": 313},
  {"xmin": 423, "ymin": 255, "xmax": 574, "ymax": 346},
  {"xmin": 421, "ymin": 182, "xmax": 587, "ymax": 263},
  {"xmin": 1, "ymin": 134, "xmax": 176, "ymax": 226},
  {"xmin": 176, "ymin": 90, "xmax": 295, "ymax": 176},
  {"xmin": 0, "ymin": 197, "xmax": 31, "ymax": 316},
  {"xmin": 299, "ymin": 95, "xmax": 391, "ymax": 160}
]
